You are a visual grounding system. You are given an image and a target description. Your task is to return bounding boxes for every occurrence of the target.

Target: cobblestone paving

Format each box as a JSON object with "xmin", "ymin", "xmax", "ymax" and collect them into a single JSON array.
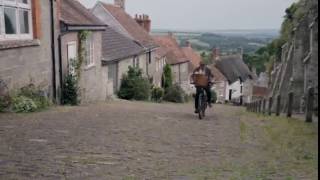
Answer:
[
  {"xmin": 0, "ymin": 101, "xmax": 243, "ymax": 179},
  {"xmin": 0, "ymin": 101, "xmax": 317, "ymax": 179}
]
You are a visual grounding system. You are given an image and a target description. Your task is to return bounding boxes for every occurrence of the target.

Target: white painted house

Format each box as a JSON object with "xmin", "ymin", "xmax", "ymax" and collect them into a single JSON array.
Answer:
[{"xmin": 215, "ymin": 54, "xmax": 254, "ymax": 105}]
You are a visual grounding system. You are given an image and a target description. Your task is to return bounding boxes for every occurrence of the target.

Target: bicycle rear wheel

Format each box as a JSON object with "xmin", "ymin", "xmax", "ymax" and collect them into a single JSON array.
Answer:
[{"xmin": 198, "ymin": 94, "xmax": 205, "ymax": 120}]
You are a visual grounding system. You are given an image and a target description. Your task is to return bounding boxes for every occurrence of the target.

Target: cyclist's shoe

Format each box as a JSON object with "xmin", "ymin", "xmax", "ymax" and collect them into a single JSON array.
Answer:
[
  {"xmin": 194, "ymin": 109, "xmax": 199, "ymax": 114},
  {"xmin": 208, "ymin": 103, "xmax": 212, "ymax": 108}
]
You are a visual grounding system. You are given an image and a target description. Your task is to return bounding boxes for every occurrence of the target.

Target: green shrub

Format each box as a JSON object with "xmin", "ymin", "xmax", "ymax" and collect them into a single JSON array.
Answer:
[
  {"xmin": 0, "ymin": 96, "xmax": 10, "ymax": 112},
  {"xmin": 163, "ymin": 84, "xmax": 186, "ymax": 103},
  {"xmin": 162, "ymin": 64, "xmax": 173, "ymax": 90},
  {"xmin": 118, "ymin": 66, "xmax": 151, "ymax": 101},
  {"xmin": 12, "ymin": 96, "xmax": 37, "ymax": 113},
  {"xmin": 62, "ymin": 74, "xmax": 79, "ymax": 105},
  {"xmin": 151, "ymin": 87, "xmax": 164, "ymax": 102},
  {"xmin": 19, "ymin": 85, "xmax": 50, "ymax": 109},
  {"xmin": 211, "ymin": 90, "xmax": 218, "ymax": 104}
]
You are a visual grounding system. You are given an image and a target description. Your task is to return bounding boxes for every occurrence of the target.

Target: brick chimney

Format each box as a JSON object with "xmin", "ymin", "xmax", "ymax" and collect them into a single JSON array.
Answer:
[
  {"xmin": 212, "ymin": 48, "xmax": 220, "ymax": 61},
  {"xmin": 114, "ymin": 0, "xmax": 125, "ymax": 10},
  {"xmin": 134, "ymin": 14, "xmax": 151, "ymax": 33}
]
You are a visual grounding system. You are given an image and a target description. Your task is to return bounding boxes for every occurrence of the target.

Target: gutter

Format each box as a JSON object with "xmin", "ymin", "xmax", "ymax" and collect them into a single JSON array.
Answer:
[{"xmin": 58, "ymin": 32, "xmax": 68, "ymax": 104}]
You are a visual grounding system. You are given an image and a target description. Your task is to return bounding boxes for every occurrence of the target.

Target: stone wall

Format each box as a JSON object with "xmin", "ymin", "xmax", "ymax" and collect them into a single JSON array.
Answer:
[
  {"xmin": 270, "ymin": 0, "xmax": 318, "ymax": 113},
  {"xmin": 61, "ymin": 31, "xmax": 108, "ymax": 103},
  {"xmin": 212, "ymin": 80, "xmax": 227, "ymax": 103},
  {"xmin": 0, "ymin": 0, "xmax": 54, "ymax": 98}
]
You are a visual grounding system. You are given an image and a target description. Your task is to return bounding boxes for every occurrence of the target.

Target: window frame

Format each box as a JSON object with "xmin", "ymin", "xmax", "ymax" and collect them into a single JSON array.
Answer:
[
  {"xmin": 67, "ymin": 41, "xmax": 77, "ymax": 76},
  {"xmin": 0, "ymin": 0, "xmax": 33, "ymax": 41},
  {"xmin": 133, "ymin": 55, "xmax": 139, "ymax": 68},
  {"xmin": 85, "ymin": 33, "xmax": 95, "ymax": 68}
]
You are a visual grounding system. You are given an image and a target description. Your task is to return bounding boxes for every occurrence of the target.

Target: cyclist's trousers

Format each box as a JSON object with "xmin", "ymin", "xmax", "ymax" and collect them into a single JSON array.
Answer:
[{"xmin": 195, "ymin": 86, "xmax": 212, "ymax": 109}]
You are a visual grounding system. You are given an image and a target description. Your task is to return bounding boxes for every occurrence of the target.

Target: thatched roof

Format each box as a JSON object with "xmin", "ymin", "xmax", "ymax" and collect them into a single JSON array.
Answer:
[{"xmin": 215, "ymin": 55, "xmax": 253, "ymax": 84}]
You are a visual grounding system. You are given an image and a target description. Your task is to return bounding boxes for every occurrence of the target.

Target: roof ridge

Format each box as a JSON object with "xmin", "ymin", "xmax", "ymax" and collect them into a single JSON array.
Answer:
[{"xmin": 61, "ymin": 0, "xmax": 106, "ymax": 26}]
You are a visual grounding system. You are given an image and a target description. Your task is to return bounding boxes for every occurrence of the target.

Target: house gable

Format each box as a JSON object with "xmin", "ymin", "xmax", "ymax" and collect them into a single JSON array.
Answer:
[{"xmin": 92, "ymin": 2, "xmax": 132, "ymax": 39}]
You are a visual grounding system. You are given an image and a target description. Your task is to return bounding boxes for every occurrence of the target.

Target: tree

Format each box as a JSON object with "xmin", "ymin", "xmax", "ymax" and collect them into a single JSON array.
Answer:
[
  {"xmin": 200, "ymin": 52, "xmax": 211, "ymax": 64},
  {"xmin": 162, "ymin": 64, "xmax": 173, "ymax": 90}
]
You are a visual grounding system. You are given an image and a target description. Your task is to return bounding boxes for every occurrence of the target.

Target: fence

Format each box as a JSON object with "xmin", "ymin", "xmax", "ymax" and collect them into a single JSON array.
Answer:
[{"xmin": 246, "ymin": 87, "xmax": 317, "ymax": 123}]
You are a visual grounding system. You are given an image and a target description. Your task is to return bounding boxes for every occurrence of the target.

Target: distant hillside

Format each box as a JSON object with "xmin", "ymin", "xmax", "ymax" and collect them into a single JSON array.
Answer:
[{"xmin": 151, "ymin": 29, "xmax": 278, "ymax": 53}]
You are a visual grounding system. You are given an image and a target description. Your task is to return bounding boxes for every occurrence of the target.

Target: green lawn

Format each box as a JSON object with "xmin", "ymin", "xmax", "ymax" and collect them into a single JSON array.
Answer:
[{"xmin": 178, "ymin": 111, "xmax": 318, "ymax": 180}]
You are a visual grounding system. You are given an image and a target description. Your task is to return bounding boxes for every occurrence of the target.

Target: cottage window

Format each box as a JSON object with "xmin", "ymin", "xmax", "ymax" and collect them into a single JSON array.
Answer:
[
  {"xmin": 156, "ymin": 60, "xmax": 159, "ymax": 72},
  {"xmin": 85, "ymin": 33, "xmax": 94, "ymax": 67},
  {"xmin": 0, "ymin": 0, "xmax": 33, "ymax": 41},
  {"xmin": 148, "ymin": 52, "xmax": 152, "ymax": 64},
  {"xmin": 133, "ymin": 56, "xmax": 139, "ymax": 68}
]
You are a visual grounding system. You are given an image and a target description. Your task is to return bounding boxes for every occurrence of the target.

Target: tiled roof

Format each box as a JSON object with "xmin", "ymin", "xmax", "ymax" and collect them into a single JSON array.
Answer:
[
  {"xmin": 101, "ymin": 27, "xmax": 145, "ymax": 63},
  {"xmin": 253, "ymin": 86, "xmax": 269, "ymax": 97},
  {"xmin": 101, "ymin": 3, "xmax": 157, "ymax": 49},
  {"xmin": 61, "ymin": 0, "xmax": 105, "ymax": 26},
  {"xmin": 153, "ymin": 35, "xmax": 189, "ymax": 65},
  {"xmin": 181, "ymin": 46, "xmax": 201, "ymax": 70},
  {"xmin": 154, "ymin": 46, "xmax": 169, "ymax": 59},
  {"xmin": 215, "ymin": 55, "xmax": 253, "ymax": 84}
]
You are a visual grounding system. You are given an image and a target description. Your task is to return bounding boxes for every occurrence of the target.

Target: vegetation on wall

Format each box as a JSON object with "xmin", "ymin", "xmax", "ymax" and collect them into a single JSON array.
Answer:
[
  {"xmin": 5, "ymin": 84, "xmax": 51, "ymax": 113},
  {"xmin": 77, "ymin": 30, "xmax": 90, "ymax": 79},
  {"xmin": 243, "ymin": 0, "xmax": 308, "ymax": 75},
  {"xmin": 61, "ymin": 30, "xmax": 90, "ymax": 105}
]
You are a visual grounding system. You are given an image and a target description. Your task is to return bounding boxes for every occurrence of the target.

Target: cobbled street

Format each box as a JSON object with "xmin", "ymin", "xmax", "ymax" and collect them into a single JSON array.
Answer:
[{"xmin": 0, "ymin": 101, "xmax": 318, "ymax": 180}]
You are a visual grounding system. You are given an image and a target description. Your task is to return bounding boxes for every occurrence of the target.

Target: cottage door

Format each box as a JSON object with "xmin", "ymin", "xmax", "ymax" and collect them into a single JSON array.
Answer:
[
  {"xmin": 108, "ymin": 63, "xmax": 118, "ymax": 93},
  {"xmin": 67, "ymin": 42, "xmax": 77, "ymax": 75}
]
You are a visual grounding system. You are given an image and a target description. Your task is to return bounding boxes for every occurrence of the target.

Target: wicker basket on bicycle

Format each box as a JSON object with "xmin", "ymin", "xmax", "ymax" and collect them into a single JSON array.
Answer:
[{"xmin": 193, "ymin": 74, "xmax": 208, "ymax": 87}]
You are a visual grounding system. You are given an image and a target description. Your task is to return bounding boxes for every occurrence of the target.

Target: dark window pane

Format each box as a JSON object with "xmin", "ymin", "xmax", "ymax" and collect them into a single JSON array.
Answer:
[
  {"xmin": 4, "ymin": 8, "xmax": 17, "ymax": 34},
  {"xmin": 18, "ymin": 0, "xmax": 29, "ymax": 4},
  {"xmin": 19, "ymin": 10, "xmax": 29, "ymax": 34}
]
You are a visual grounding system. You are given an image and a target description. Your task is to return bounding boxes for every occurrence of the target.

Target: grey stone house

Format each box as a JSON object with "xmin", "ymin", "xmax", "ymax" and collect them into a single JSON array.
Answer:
[
  {"xmin": 0, "ymin": 0, "xmax": 60, "ymax": 101},
  {"xmin": 101, "ymin": 26, "xmax": 145, "ymax": 95},
  {"xmin": 91, "ymin": 0, "xmax": 159, "ymax": 86},
  {"xmin": 153, "ymin": 34, "xmax": 191, "ymax": 92},
  {"xmin": 59, "ymin": 0, "xmax": 108, "ymax": 103}
]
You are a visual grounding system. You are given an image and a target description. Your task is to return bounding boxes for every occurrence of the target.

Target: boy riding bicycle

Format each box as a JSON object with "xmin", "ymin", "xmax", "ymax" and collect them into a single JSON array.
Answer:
[{"xmin": 191, "ymin": 61, "xmax": 214, "ymax": 114}]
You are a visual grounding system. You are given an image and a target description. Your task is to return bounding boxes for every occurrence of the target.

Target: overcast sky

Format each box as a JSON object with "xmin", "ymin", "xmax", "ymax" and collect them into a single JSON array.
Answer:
[{"xmin": 79, "ymin": 0, "xmax": 297, "ymax": 31}]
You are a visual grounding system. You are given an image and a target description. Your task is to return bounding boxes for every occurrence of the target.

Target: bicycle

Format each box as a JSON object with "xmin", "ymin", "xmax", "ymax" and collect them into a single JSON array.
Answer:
[
  {"xmin": 197, "ymin": 86, "xmax": 208, "ymax": 119},
  {"xmin": 191, "ymin": 74, "xmax": 211, "ymax": 120}
]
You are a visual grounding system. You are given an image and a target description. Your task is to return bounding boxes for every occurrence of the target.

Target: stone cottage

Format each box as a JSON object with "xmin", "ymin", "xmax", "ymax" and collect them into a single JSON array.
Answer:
[
  {"xmin": 209, "ymin": 65, "xmax": 228, "ymax": 104},
  {"xmin": 59, "ymin": 0, "xmax": 108, "ymax": 103},
  {"xmin": 153, "ymin": 45, "xmax": 168, "ymax": 88},
  {"xmin": 153, "ymin": 33, "xmax": 190, "ymax": 93},
  {"xmin": 101, "ymin": 26, "xmax": 145, "ymax": 95},
  {"xmin": 181, "ymin": 41, "xmax": 201, "ymax": 74},
  {"xmin": 91, "ymin": 0, "xmax": 159, "ymax": 85},
  {"xmin": 0, "ymin": 0, "xmax": 60, "ymax": 101}
]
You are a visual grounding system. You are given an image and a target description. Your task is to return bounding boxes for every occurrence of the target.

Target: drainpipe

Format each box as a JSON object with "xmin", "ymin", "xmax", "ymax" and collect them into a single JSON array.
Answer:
[
  {"xmin": 50, "ymin": 0, "xmax": 57, "ymax": 102},
  {"xmin": 58, "ymin": 33, "xmax": 67, "ymax": 104}
]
